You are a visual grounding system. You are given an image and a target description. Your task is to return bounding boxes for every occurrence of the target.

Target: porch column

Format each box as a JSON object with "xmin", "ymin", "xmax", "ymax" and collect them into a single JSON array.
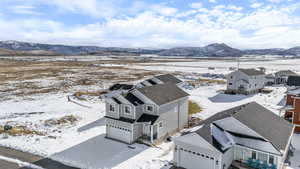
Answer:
[{"xmin": 150, "ymin": 125, "xmax": 153, "ymax": 143}]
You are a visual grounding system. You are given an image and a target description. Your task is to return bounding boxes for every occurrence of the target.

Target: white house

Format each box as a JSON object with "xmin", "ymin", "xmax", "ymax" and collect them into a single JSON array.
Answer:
[
  {"xmin": 105, "ymin": 74, "xmax": 189, "ymax": 144},
  {"xmin": 173, "ymin": 102, "xmax": 294, "ymax": 169},
  {"xmin": 226, "ymin": 69, "xmax": 265, "ymax": 95}
]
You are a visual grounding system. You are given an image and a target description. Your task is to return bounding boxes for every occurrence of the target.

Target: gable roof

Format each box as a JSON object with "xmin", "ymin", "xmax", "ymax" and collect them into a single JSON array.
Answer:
[
  {"xmin": 124, "ymin": 93, "xmax": 144, "ymax": 106},
  {"xmin": 154, "ymin": 74, "xmax": 182, "ymax": 84},
  {"xmin": 275, "ymin": 70, "xmax": 297, "ymax": 77},
  {"xmin": 137, "ymin": 83, "xmax": 189, "ymax": 106},
  {"xmin": 287, "ymin": 75, "xmax": 300, "ymax": 86},
  {"xmin": 232, "ymin": 102, "xmax": 293, "ymax": 151},
  {"xmin": 195, "ymin": 102, "xmax": 294, "ymax": 153},
  {"xmin": 239, "ymin": 69, "xmax": 265, "ymax": 76}
]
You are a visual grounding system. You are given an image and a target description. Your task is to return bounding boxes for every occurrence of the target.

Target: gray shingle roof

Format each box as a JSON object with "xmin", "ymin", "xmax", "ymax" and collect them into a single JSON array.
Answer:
[
  {"xmin": 275, "ymin": 70, "xmax": 297, "ymax": 77},
  {"xmin": 239, "ymin": 69, "xmax": 265, "ymax": 76},
  {"xmin": 232, "ymin": 102, "xmax": 293, "ymax": 151},
  {"xmin": 195, "ymin": 102, "xmax": 294, "ymax": 153},
  {"xmin": 154, "ymin": 74, "xmax": 182, "ymax": 84},
  {"xmin": 137, "ymin": 83, "xmax": 189, "ymax": 105}
]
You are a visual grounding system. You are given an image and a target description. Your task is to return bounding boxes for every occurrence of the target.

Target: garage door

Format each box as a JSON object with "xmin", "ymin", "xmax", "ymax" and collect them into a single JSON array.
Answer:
[
  {"xmin": 107, "ymin": 124, "xmax": 132, "ymax": 144},
  {"xmin": 178, "ymin": 148, "xmax": 216, "ymax": 169}
]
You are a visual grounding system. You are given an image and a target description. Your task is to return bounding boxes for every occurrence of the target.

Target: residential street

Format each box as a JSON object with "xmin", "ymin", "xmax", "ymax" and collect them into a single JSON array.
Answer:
[{"xmin": 0, "ymin": 147, "xmax": 79, "ymax": 169}]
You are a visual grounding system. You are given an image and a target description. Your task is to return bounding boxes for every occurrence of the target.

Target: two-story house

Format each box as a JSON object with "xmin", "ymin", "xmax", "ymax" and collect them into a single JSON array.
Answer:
[
  {"xmin": 105, "ymin": 83, "xmax": 189, "ymax": 144},
  {"xmin": 284, "ymin": 88, "xmax": 300, "ymax": 133},
  {"xmin": 226, "ymin": 69, "xmax": 265, "ymax": 95},
  {"xmin": 173, "ymin": 102, "xmax": 294, "ymax": 169}
]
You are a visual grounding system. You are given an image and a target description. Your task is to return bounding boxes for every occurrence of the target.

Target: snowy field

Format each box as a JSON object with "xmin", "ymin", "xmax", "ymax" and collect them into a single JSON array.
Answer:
[
  {"xmin": 128, "ymin": 58, "xmax": 300, "ymax": 75},
  {"xmin": 0, "ymin": 56, "xmax": 299, "ymax": 169}
]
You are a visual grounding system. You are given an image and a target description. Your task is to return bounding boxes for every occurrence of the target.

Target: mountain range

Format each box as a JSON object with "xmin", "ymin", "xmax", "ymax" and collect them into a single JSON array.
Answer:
[{"xmin": 0, "ymin": 40, "xmax": 300, "ymax": 57}]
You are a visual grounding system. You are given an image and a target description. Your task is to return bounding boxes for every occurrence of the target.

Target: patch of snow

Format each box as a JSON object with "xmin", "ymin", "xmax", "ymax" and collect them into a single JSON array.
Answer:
[{"xmin": 0, "ymin": 155, "xmax": 44, "ymax": 169}]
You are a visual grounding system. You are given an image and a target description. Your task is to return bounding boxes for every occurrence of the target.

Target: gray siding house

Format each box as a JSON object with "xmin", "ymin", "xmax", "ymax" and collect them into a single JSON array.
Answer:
[
  {"xmin": 173, "ymin": 102, "xmax": 294, "ymax": 169},
  {"xmin": 105, "ymin": 81, "xmax": 189, "ymax": 144},
  {"xmin": 226, "ymin": 69, "xmax": 265, "ymax": 95}
]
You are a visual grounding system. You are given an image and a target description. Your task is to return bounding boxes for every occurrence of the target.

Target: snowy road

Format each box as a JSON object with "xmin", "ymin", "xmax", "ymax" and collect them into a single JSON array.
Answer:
[{"xmin": 0, "ymin": 147, "xmax": 78, "ymax": 169}]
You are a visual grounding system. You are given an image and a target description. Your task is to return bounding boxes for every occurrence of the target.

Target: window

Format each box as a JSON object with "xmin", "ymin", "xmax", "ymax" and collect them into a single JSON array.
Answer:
[
  {"xmin": 269, "ymin": 155, "xmax": 274, "ymax": 164},
  {"xmin": 109, "ymin": 104, "xmax": 115, "ymax": 112},
  {"xmin": 229, "ymin": 83, "xmax": 233, "ymax": 85},
  {"xmin": 124, "ymin": 106, "xmax": 131, "ymax": 114},
  {"xmin": 146, "ymin": 105, "xmax": 153, "ymax": 112},
  {"xmin": 252, "ymin": 151, "xmax": 256, "ymax": 159},
  {"xmin": 257, "ymin": 152, "xmax": 268, "ymax": 162},
  {"xmin": 231, "ymin": 76, "xmax": 233, "ymax": 79},
  {"xmin": 159, "ymin": 121, "xmax": 163, "ymax": 128}
]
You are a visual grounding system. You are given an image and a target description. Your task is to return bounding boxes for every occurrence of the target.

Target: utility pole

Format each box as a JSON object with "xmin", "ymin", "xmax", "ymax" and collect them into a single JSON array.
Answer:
[{"xmin": 237, "ymin": 56, "xmax": 240, "ymax": 70}]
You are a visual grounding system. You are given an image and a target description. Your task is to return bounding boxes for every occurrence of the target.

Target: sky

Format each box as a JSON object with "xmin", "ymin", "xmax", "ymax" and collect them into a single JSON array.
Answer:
[{"xmin": 0, "ymin": 0, "xmax": 300, "ymax": 49}]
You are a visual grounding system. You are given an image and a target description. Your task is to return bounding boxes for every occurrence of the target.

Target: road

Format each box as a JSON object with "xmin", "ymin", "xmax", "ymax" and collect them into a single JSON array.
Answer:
[{"xmin": 0, "ymin": 147, "xmax": 79, "ymax": 169}]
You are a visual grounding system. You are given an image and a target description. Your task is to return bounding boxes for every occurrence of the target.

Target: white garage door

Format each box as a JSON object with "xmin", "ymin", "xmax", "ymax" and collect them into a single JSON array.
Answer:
[
  {"xmin": 178, "ymin": 148, "xmax": 216, "ymax": 169},
  {"xmin": 107, "ymin": 124, "xmax": 132, "ymax": 144}
]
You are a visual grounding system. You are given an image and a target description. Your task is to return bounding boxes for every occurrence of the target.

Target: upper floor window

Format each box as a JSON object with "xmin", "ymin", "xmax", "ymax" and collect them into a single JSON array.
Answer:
[
  {"xmin": 229, "ymin": 83, "xmax": 233, "ymax": 85},
  {"xmin": 230, "ymin": 76, "xmax": 233, "ymax": 79},
  {"xmin": 109, "ymin": 104, "xmax": 115, "ymax": 112},
  {"xmin": 124, "ymin": 105, "xmax": 131, "ymax": 114},
  {"xmin": 146, "ymin": 105, "xmax": 154, "ymax": 112},
  {"xmin": 159, "ymin": 121, "xmax": 163, "ymax": 128}
]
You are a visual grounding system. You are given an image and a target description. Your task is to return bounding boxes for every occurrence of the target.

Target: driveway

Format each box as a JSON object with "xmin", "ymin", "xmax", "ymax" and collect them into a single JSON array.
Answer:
[{"xmin": 0, "ymin": 146, "xmax": 79, "ymax": 169}]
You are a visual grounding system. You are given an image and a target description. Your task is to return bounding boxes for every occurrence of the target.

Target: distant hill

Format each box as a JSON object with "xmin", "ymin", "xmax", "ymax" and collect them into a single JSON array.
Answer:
[
  {"xmin": 158, "ymin": 43, "xmax": 244, "ymax": 57},
  {"xmin": 0, "ymin": 40, "xmax": 299, "ymax": 57}
]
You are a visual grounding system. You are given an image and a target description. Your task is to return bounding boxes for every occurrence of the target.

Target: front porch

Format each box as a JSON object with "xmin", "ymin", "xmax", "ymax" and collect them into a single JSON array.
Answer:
[{"xmin": 231, "ymin": 159, "xmax": 277, "ymax": 169}]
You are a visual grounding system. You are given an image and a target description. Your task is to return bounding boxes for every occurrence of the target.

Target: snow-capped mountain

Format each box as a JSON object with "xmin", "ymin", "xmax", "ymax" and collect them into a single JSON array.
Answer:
[{"xmin": 0, "ymin": 40, "xmax": 299, "ymax": 57}]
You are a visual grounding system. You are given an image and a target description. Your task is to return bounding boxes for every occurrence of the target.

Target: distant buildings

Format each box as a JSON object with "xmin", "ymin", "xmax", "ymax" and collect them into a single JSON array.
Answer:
[
  {"xmin": 226, "ymin": 69, "xmax": 265, "ymax": 95},
  {"xmin": 173, "ymin": 102, "xmax": 294, "ymax": 169},
  {"xmin": 266, "ymin": 70, "xmax": 298, "ymax": 85}
]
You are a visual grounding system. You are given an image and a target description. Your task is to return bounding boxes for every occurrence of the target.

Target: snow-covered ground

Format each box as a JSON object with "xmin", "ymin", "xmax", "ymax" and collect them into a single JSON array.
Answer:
[
  {"xmin": 0, "ymin": 58, "xmax": 299, "ymax": 169},
  {"xmin": 129, "ymin": 58, "xmax": 300, "ymax": 75}
]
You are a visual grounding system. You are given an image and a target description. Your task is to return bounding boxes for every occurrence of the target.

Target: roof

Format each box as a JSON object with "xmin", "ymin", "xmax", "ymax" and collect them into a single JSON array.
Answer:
[
  {"xmin": 287, "ymin": 76, "xmax": 300, "ymax": 86},
  {"xmin": 136, "ymin": 114, "xmax": 159, "ymax": 125},
  {"xmin": 124, "ymin": 93, "xmax": 144, "ymax": 106},
  {"xmin": 137, "ymin": 83, "xmax": 189, "ymax": 106},
  {"xmin": 105, "ymin": 116, "xmax": 135, "ymax": 123},
  {"xmin": 232, "ymin": 102, "xmax": 293, "ymax": 151},
  {"xmin": 239, "ymin": 69, "xmax": 265, "ymax": 76},
  {"xmin": 108, "ymin": 84, "xmax": 134, "ymax": 91},
  {"xmin": 195, "ymin": 102, "xmax": 294, "ymax": 153},
  {"xmin": 112, "ymin": 97, "xmax": 122, "ymax": 104},
  {"xmin": 154, "ymin": 74, "xmax": 182, "ymax": 84},
  {"xmin": 275, "ymin": 70, "xmax": 297, "ymax": 77}
]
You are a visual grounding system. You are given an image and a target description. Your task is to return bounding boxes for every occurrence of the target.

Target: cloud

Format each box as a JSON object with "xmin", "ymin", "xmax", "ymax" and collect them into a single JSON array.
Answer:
[
  {"xmin": 267, "ymin": 0, "xmax": 284, "ymax": 3},
  {"xmin": 0, "ymin": 0, "xmax": 300, "ymax": 49},
  {"xmin": 189, "ymin": 2, "xmax": 203, "ymax": 9},
  {"xmin": 11, "ymin": 5, "xmax": 42, "ymax": 15},
  {"xmin": 41, "ymin": 0, "xmax": 118, "ymax": 18},
  {"xmin": 208, "ymin": 0, "xmax": 217, "ymax": 3},
  {"xmin": 250, "ymin": 3, "xmax": 263, "ymax": 8}
]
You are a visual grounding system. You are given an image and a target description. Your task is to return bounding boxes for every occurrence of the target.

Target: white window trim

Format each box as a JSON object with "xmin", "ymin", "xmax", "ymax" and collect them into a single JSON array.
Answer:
[
  {"xmin": 109, "ymin": 104, "xmax": 116, "ymax": 113},
  {"xmin": 124, "ymin": 105, "xmax": 132, "ymax": 115},
  {"xmin": 146, "ymin": 105, "xmax": 154, "ymax": 113},
  {"xmin": 158, "ymin": 121, "xmax": 163, "ymax": 128}
]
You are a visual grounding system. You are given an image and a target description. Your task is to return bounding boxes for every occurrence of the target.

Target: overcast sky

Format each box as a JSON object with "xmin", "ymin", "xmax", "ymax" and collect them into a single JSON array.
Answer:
[{"xmin": 0, "ymin": 0, "xmax": 300, "ymax": 49}]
